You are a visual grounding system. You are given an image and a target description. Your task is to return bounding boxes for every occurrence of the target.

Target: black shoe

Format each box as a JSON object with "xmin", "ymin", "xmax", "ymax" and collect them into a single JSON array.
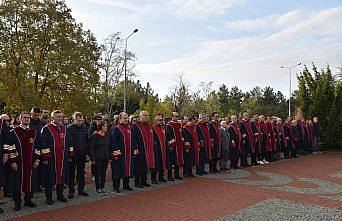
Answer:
[
  {"xmin": 202, "ymin": 171, "xmax": 208, "ymax": 175},
  {"xmin": 123, "ymin": 186, "xmax": 133, "ymax": 191},
  {"xmin": 189, "ymin": 173, "xmax": 195, "ymax": 177},
  {"xmin": 78, "ymin": 191, "xmax": 89, "ymax": 196},
  {"xmin": 13, "ymin": 201, "xmax": 21, "ymax": 211},
  {"xmin": 168, "ymin": 177, "xmax": 175, "ymax": 181},
  {"xmin": 196, "ymin": 172, "xmax": 203, "ymax": 176},
  {"xmin": 143, "ymin": 183, "xmax": 151, "ymax": 187},
  {"xmin": 151, "ymin": 179, "xmax": 158, "ymax": 185},
  {"xmin": 67, "ymin": 193, "xmax": 74, "ymax": 199},
  {"xmin": 46, "ymin": 198, "xmax": 54, "ymax": 205},
  {"xmin": 0, "ymin": 207, "xmax": 3, "ymax": 214},
  {"xmin": 175, "ymin": 176, "xmax": 183, "ymax": 180},
  {"xmin": 113, "ymin": 188, "xmax": 120, "ymax": 193},
  {"xmin": 158, "ymin": 177, "xmax": 167, "ymax": 182},
  {"xmin": 135, "ymin": 184, "xmax": 144, "ymax": 188},
  {"xmin": 57, "ymin": 195, "xmax": 68, "ymax": 203},
  {"xmin": 24, "ymin": 201, "xmax": 37, "ymax": 208}
]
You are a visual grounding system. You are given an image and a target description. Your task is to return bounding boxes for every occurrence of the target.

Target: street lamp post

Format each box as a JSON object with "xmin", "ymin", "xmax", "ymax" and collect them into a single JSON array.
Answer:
[
  {"xmin": 280, "ymin": 62, "xmax": 302, "ymax": 117},
  {"xmin": 123, "ymin": 28, "xmax": 138, "ymax": 112}
]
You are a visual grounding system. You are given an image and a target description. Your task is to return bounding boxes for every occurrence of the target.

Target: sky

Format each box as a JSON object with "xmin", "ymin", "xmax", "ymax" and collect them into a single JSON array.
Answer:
[{"xmin": 64, "ymin": 0, "xmax": 342, "ymax": 98}]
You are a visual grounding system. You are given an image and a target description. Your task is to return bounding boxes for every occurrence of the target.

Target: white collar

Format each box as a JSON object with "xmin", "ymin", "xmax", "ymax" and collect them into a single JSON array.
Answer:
[{"xmin": 20, "ymin": 124, "xmax": 29, "ymax": 130}]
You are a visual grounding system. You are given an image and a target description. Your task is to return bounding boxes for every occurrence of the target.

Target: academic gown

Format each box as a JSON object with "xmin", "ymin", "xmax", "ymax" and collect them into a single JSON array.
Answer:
[
  {"xmin": 251, "ymin": 121, "xmax": 262, "ymax": 155},
  {"xmin": 0, "ymin": 119, "xmax": 10, "ymax": 187},
  {"xmin": 182, "ymin": 124, "xmax": 198, "ymax": 168},
  {"xmin": 110, "ymin": 124, "xmax": 135, "ymax": 180},
  {"xmin": 208, "ymin": 120, "xmax": 221, "ymax": 160},
  {"xmin": 165, "ymin": 121, "xmax": 184, "ymax": 167},
  {"xmin": 196, "ymin": 122, "xmax": 210, "ymax": 163},
  {"xmin": 40, "ymin": 123, "xmax": 73, "ymax": 185},
  {"xmin": 240, "ymin": 120, "xmax": 255, "ymax": 155},
  {"xmin": 7, "ymin": 126, "xmax": 40, "ymax": 193},
  {"xmin": 152, "ymin": 124, "xmax": 169, "ymax": 171},
  {"xmin": 132, "ymin": 121, "xmax": 155, "ymax": 173},
  {"xmin": 259, "ymin": 122, "xmax": 270, "ymax": 153}
]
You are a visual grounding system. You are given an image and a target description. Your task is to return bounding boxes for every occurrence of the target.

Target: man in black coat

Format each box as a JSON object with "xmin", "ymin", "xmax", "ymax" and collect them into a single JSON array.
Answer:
[{"xmin": 67, "ymin": 112, "xmax": 89, "ymax": 199}]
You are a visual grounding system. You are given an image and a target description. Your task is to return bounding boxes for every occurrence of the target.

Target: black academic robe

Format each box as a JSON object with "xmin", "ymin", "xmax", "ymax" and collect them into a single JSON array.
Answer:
[
  {"xmin": 152, "ymin": 124, "xmax": 169, "ymax": 170},
  {"xmin": 208, "ymin": 120, "xmax": 221, "ymax": 160},
  {"xmin": 182, "ymin": 124, "xmax": 197, "ymax": 169},
  {"xmin": 251, "ymin": 121, "xmax": 262, "ymax": 155},
  {"xmin": 228, "ymin": 123, "xmax": 241, "ymax": 160},
  {"xmin": 40, "ymin": 123, "xmax": 73, "ymax": 185},
  {"xmin": 8, "ymin": 126, "xmax": 40, "ymax": 193},
  {"xmin": 196, "ymin": 122, "xmax": 209, "ymax": 164},
  {"xmin": 165, "ymin": 121, "xmax": 184, "ymax": 166},
  {"xmin": 259, "ymin": 122, "xmax": 270, "ymax": 154},
  {"xmin": 110, "ymin": 124, "xmax": 135, "ymax": 179},
  {"xmin": 0, "ymin": 119, "xmax": 10, "ymax": 187},
  {"xmin": 240, "ymin": 120, "xmax": 255, "ymax": 155},
  {"xmin": 283, "ymin": 122, "xmax": 293, "ymax": 151},
  {"xmin": 132, "ymin": 121, "xmax": 155, "ymax": 173}
]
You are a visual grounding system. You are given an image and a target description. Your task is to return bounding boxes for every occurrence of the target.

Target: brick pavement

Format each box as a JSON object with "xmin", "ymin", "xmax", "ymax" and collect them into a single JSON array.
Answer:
[{"xmin": 1, "ymin": 152, "xmax": 341, "ymax": 221}]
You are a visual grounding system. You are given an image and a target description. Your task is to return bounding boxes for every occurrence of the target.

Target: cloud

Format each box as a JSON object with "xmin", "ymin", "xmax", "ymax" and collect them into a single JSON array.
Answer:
[
  {"xmin": 136, "ymin": 7, "xmax": 342, "ymax": 97},
  {"xmin": 225, "ymin": 10, "xmax": 306, "ymax": 33},
  {"xmin": 167, "ymin": 0, "xmax": 248, "ymax": 19}
]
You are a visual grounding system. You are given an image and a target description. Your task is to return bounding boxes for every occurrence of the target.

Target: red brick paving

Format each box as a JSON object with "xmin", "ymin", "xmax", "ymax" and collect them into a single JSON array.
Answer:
[{"xmin": 6, "ymin": 153, "xmax": 342, "ymax": 221}]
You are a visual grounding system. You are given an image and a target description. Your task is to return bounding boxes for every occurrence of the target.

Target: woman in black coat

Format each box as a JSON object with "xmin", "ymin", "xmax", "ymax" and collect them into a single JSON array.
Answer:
[{"xmin": 90, "ymin": 121, "xmax": 110, "ymax": 195}]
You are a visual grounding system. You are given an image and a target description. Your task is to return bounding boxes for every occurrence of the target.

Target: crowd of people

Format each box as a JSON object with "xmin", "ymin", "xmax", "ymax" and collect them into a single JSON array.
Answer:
[{"xmin": 0, "ymin": 108, "xmax": 321, "ymax": 213}]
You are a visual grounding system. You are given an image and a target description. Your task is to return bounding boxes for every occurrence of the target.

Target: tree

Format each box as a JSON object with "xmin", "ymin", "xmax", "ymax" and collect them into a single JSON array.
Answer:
[
  {"xmin": 297, "ymin": 64, "xmax": 340, "ymax": 147},
  {"xmin": 228, "ymin": 86, "xmax": 243, "ymax": 115},
  {"xmin": 217, "ymin": 84, "xmax": 230, "ymax": 115},
  {"xmin": 167, "ymin": 74, "xmax": 191, "ymax": 115},
  {"xmin": 99, "ymin": 32, "xmax": 136, "ymax": 114},
  {"xmin": 0, "ymin": 0, "xmax": 101, "ymax": 115}
]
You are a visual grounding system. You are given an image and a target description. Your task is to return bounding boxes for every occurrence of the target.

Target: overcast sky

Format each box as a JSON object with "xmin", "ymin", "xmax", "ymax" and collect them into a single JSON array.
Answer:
[{"xmin": 64, "ymin": 0, "xmax": 342, "ymax": 98}]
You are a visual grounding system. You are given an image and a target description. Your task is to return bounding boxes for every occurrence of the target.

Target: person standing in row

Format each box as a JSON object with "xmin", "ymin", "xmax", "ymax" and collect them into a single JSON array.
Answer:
[
  {"xmin": 132, "ymin": 111, "xmax": 155, "ymax": 188},
  {"xmin": 110, "ymin": 112, "xmax": 135, "ymax": 193},
  {"xmin": 40, "ymin": 110, "xmax": 74, "ymax": 205},
  {"xmin": 195, "ymin": 114, "xmax": 209, "ymax": 175},
  {"xmin": 67, "ymin": 112, "xmax": 89, "ymax": 199},
  {"xmin": 219, "ymin": 120, "xmax": 230, "ymax": 171},
  {"xmin": 90, "ymin": 121, "xmax": 110, "ymax": 195},
  {"xmin": 182, "ymin": 116, "xmax": 197, "ymax": 177},
  {"xmin": 208, "ymin": 112, "xmax": 221, "ymax": 173},
  {"xmin": 228, "ymin": 115, "xmax": 241, "ymax": 170},
  {"xmin": 165, "ymin": 112, "xmax": 183, "ymax": 180},
  {"xmin": 7, "ymin": 112, "xmax": 41, "ymax": 211},
  {"xmin": 151, "ymin": 114, "xmax": 168, "ymax": 183}
]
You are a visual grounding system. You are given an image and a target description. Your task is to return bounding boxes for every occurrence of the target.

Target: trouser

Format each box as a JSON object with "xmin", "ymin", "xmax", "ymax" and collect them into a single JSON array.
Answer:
[
  {"xmin": 313, "ymin": 137, "xmax": 320, "ymax": 152},
  {"xmin": 240, "ymin": 145, "xmax": 248, "ymax": 167},
  {"xmin": 68, "ymin": 158, "xmax": 86, "ymax": 194},
  {"xmin": 167, "ymin": 165, "xmax": 180, "ymax": 178},
  {"xmin": 45, "ymin": 184, "xmax": 64, "ymax": 200},
  {"xmin": 13, "ymin": 192, "xmax": 33, "ymax": 204},
  {"xmin": 229, "ymin": 148, "xmax": 239, "ymax": 169},
  {"xmin": 113, "ymin": 177, "xmax": 130, "ymax": 189},
  {"xmin": 220, "ymin": 149, "xmax": 229, "ymax": 169},
  {"xmin": 135, "ymin": 171, "xmax": 147, "ymax": 185},
  {"xmin": 196, "ymin": 162, "xmax": 205, "ymax": 174},
  {"xmin": 251, "ymin": 153, "xmax": 257, "ymax": 165},
  {"xmin": 151, "ymin": 168, "xmax": 165, "ymax": 180},
  {"xmin": 95, "ymin": 160, "xmax": 108, "ymax": 190},
  {"xmin": 91, "ymin": 163, "xmax": 96, "ymax": 177},
  {"xmin": 209, "ymin": 159, "xmax": 218, "ymax": 172},
  {"xmin": 266, "ymin": 151, "xmax": 272, "ymax": 162}
]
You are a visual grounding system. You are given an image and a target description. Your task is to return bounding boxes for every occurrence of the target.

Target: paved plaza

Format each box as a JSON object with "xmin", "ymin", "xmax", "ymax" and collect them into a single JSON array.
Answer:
[{"xmin": 1, "ymin": 152, "xmax": 341, "ymax": 221}]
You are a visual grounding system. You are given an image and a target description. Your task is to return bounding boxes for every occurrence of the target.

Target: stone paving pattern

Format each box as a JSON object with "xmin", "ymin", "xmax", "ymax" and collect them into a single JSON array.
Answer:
[{"xmin": 0, "ymin": 152, "xmax": 341, "ymax": 221}]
